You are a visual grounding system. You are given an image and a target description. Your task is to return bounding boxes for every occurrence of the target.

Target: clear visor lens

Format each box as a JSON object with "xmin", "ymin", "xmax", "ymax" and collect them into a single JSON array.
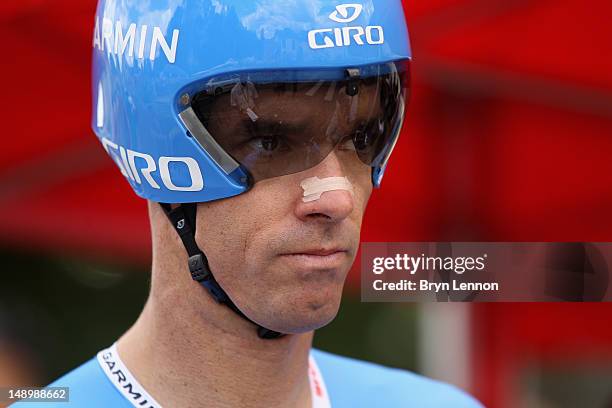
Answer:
[{"xmin": 189, "ymin": 62, "xmax": 409, "ymax": 183}]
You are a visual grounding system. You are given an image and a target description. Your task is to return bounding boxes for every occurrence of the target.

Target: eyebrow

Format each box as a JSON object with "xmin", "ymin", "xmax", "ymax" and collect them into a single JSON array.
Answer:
[{"xmin": 239, "ymin": 117, "xmax": 310, "ymax": 133}]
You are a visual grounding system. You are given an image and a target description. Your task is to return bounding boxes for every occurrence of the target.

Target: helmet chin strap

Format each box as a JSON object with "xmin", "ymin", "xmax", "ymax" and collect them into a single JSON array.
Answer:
[{"xmin": 159, "ymin": 203, "xmax": 284, "ymax": 340}]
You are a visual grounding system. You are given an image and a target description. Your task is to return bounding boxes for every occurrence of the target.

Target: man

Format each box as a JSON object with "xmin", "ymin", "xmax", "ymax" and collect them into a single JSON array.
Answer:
[{"xmin": 13, "ymin": 0, "xmax": 482, "ymax": 406}]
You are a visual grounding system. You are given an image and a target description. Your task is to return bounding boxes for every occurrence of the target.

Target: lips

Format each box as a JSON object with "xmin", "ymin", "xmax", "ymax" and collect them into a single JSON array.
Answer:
[
  {"xmin": 279, "ymin": 247, "xmax": 349, "ymax": 270},
  {"xmin": 284, "ymin": 248, "xmax": 347, "ymax": 257}
]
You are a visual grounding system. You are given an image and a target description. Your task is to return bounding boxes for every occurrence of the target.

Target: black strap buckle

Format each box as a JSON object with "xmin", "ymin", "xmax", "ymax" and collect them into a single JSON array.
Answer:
[
  {"xmin": 188, "ymin": 254, "xmax": 210, "ymax": 282},
  {"xmin": 188, "ymin": 254, "xmax": 229, "ymax": 304}
]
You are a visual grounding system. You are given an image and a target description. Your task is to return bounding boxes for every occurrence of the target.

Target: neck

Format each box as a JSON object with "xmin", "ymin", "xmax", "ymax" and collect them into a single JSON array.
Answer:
[{"xmin": 117, "ymin": 257, "xmax": 314, "ymax": 408}]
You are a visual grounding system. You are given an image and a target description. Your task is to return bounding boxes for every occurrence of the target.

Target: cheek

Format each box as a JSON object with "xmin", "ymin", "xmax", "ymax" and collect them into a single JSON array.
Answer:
[
  {"xmin": 360, "ymin": 176, "xmax": 374, "ymax": 205},
  {"xmin": 195, "ymin": 183, "xmax": 296, "ymax": 276},
  {"xmin": 351, "ymin": 169, "xmax": 374, "ymax": 217},
  {"xmin": 195, "ymin": 200, "xmax": 254, "ymax": 276}
]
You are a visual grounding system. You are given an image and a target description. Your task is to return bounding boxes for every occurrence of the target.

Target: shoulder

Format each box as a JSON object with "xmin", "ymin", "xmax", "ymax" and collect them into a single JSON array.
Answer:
[
  {"xmin": 312, "ymin": 349, "xmax": 483, "ymax": 408},
  {"xmin": 10, "ymin": 358, "xmax": 131, "ymax": 408}
]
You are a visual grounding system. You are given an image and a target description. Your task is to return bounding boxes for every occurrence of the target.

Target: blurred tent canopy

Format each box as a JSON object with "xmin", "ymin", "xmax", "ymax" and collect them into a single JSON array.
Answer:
[{"xmin": 0, "ymin": 0, "xmax": 610, "ymax": 264}]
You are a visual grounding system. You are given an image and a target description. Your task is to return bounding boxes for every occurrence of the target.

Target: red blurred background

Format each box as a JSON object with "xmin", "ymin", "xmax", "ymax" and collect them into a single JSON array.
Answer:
[{"xmin": 1, "ymin": 1, "xmax": 611, "ymax": 407}]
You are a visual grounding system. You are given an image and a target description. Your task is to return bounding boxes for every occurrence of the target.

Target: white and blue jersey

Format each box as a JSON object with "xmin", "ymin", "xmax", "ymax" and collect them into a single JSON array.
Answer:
[{"xmin": 11, "ymin": 344, "xmax": 483, "ymax": 407}]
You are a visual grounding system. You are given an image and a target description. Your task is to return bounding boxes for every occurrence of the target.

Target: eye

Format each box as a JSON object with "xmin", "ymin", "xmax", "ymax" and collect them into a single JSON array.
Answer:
[
  {"xmin": 260, "ymin": 135, "xmax": 279, "ymax": 151},
  {"xmin": 352, "ymin": 129, "xmax": 370, "ymax": 151},
  {"xmin": 353, "ymin": 127, "xmax": 379, "ymax": 151},
  {"xmin": 352, "ymin": 120, "xmax": 385, "ymax": 151},
  {"xmin": 249, "ymin": 134, "xmax": 285, "ymax": 153}
]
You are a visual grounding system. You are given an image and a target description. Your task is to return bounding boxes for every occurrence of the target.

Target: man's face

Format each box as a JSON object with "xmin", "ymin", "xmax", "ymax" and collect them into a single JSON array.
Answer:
[
  {"xmin": 193, "ymin": 80, "xmax": 385, "ymax": 334},
  {"xmin": 193, "ymin": 85, "xmax": 380, "ymax": 333},
  {"xmin": 196, "ymin": 151, "xmax": 372, "ymax": 334}
]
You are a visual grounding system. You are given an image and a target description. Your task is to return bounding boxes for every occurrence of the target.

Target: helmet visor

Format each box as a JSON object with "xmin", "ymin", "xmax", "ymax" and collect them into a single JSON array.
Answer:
[{"xmin": 185, "ymin": 61, "xmax": 409, "ymax": 183}]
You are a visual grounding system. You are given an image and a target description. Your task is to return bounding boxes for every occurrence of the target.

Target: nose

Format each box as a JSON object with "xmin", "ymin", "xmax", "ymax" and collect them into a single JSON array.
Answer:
[{"xmin": 294, "ymin": 152, "xmax": 355, "ymax": 223}]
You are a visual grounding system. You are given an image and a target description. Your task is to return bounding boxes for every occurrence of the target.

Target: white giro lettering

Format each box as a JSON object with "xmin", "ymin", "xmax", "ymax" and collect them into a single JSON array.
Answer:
[
  {"xmin": 342, "ymin": 26, "xmax": 365, "ymax": 45},
  {"xmin": 93, "ymin": 16, "xmax": 179, "ymax": 64},
  {"xmin": 127, "ymin": 150, "xmax": 160, "ymax": 189},
  {"xmin": 333, "ymin": 28, "xmax": 343, "ymax": 46},
  {"xmin": 308, "ymin": 29, "xmax": 335, "ymax": 49},
  {"xmin": 159, "ymin": 157, "xmax": 204, "ymax": 192},
  {"xmin": 101, "ymin": 138, "xmax": 129, "ymax": 178},
  {"xmin": 365, "ymin": 26, "xmax": 384, "ymax": 44},
  {"xmin": 308, "ymin": 3, "xmax": 385, "ymax": 50},
  {"xmin": 100, "ymin": 138, "xmax": 204, "ymax": 192},
  {"xmin": 100, "ymin": 138, "xmax": 116, "ymax": 155},
  {"xmin": 119, "ymin": 146, "xmax": 136, "ymax": 181}
]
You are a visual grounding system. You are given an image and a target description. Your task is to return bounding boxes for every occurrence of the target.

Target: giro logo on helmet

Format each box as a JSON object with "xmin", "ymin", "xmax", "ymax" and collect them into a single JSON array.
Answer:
[
  {"xmin": 308, "ymin": 3, "xmax": 384, "ymax": 49},
  {"xmin": 101, "ymin": 138, "xmax": 204, "ymax": 192},
  {"xmin": 329, "ymin": 3, "xmax": 363, "ymax": 23}
]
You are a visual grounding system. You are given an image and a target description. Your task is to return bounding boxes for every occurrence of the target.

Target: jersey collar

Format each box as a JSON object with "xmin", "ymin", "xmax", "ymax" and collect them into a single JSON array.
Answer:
[{"xmin": 97, "ymin": 343, "xmax": 331, "ymax": 408}]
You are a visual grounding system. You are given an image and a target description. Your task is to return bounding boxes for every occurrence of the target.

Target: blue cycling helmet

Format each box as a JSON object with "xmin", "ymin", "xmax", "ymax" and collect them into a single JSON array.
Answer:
[
  {"xmin": 92, "ymin": 0, "xmax": 411, "ymax": 339},
  {"xmin": 92, "ymin": 0, "xmax": 411, "ymax": 204}
]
